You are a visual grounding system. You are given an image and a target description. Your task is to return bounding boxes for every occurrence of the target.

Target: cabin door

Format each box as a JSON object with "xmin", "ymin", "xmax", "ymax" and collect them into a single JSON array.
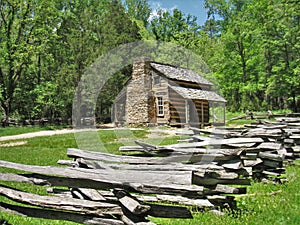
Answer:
[{"xmin": 188, "ymin": 100, "xmax": 200, "ymax": 124}]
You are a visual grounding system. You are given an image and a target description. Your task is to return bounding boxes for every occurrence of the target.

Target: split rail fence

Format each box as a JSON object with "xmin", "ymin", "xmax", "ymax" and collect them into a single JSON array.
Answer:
[{"xmin": 0, "ymin": 117, "xmax": 299, "ymax": 224}]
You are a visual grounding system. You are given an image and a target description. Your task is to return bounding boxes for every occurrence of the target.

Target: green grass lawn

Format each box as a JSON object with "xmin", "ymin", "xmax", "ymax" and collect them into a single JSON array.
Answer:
[{"xmin": 0, "ymin": 127, "xmax": 299, "ymax": 225}]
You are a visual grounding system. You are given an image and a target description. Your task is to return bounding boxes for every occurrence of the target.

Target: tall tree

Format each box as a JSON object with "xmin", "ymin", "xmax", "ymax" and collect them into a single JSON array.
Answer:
[
  {"xmin": 204, "ymin": 0, "xmax": 300, "ymax": 111},
  {"xmin": 0, "ymin": 0, "xmax": 60, "ymax": 124},
  {"xmin": 96, "ymin": 0, "xmax": 141, "ymax": 118},
  {"xmin": 150, "ymin": 8, "xmax": 200, "ymax": 42},
  {"xmin": 123, "ymin": 0, "xmax": 151, "ymax": 26}
]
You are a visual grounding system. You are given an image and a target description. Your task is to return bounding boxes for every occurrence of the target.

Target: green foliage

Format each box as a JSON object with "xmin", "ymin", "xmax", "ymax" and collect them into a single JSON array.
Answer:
[
  {"xmin": 0, "ymin": 0, "xmax": 299, "ymax": 124},
  {"xmin": 0, "ymin": 0, "xmax": 141, "ymax": 123},
  {"xmin": 150, "ymin": 8, "xmax": 200, "ymax": 43},
  {"xmin": 123, "ymin": 0, "xmax": 151, "ymax": 26},
  {"xmin": 205, "ymin": 0, "xmax": 300, "ymax": 112},
  {"xmin": 0, "ymin": 0, "xmax": 61, "ymax": 123}
]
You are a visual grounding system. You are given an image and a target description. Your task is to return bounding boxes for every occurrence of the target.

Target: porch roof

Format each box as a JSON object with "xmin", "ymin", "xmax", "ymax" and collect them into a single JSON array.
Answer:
[{"xmin": 170, "ymin": 85, "xmax": 227, "ymax": 103}]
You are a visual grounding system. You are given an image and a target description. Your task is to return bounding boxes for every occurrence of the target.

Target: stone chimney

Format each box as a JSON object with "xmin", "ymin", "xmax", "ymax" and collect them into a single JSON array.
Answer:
[{"xmin": 126, "ymin": 57, "xmax": 154, "ymax": 125}]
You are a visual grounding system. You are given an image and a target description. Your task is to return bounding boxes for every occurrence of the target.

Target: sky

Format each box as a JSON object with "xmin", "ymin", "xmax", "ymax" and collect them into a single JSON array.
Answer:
[{"xmin": 148, "ymin": 0, "xmax": 208, "ymax": 25}]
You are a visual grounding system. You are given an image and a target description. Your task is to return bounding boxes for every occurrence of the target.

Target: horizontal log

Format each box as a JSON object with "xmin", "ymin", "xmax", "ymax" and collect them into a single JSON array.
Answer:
[
  {"xmin": 174, "ymin": 147, "xmax": 245, "ymax": 156},
  {"xmin": 243, "ymin": 159, "xmax": 263, "ymax": 167},
  {"xmin": 175, "ymin": 129, "xmax": 195, "ymax": 136},
  {"xmin": 256, "ymin": 142, "xmax": 282, "ymax": 150},
  {"xmin": 0, "ymin": 186, "xmax": 122, "ymax": 215},
  {"xmin": 258, "ymin": 152, "xmax": 284, "ymax": 162},
  {"xmin": 76, "ymin": 159, "xmax": 225, "ymax": 172},
  {"xmin": 69, "ymin": 148, "xmax": 239, "ymax": 165},
  {"xmin": 201, "ymin": 170, "xmax": 240, "ymax": 180},
  {"xmin": 67, "ymin": 148, "xmax": 195, "ymax": 164},
  {"xmin": 129, "ymin": 183, "xmax": 204, "ymax": 198},
  {"xmin": 192, "ymin": 172, "xmax": 250, "ymax": 186},
  {"xmin": 220, "ymin": 160, "xmax": 243, "ymax": 170},
  {"xmin": 0, "ymin": 172, "xmax": 204, "ymax": 198},
  {"xmin": 169, "ymin": 100, "xmax": 185, "ymax": 106},
  {"xmin": 0, "ymin": 202, "xmax": 125, "ymax": 225},
  {"xmin": 0, "ymin": 160, "xmax": 193, "ymax": 186},
  {"xmin": 71, "ymin": 188, "xmax": 106, "ymax": 201},
  {"xmin": 190, "ymin": 127, "xmax": 231, "ymax": 136},
  {"xmin": 119, "ymin": 146, "xmax": 144, "ymax": 152},
  {"xmin": 57, "ymin": 160, "xmax": 79, "ymax": 167},
  {"xmin": 135, "ymin": 141, "xmax": 174, "ymax": 154},
  {"xmin": 262, "ymin": 170, "xmax": 281, "ymax": 177},
  {"xmin": 142, "ymin": 195, "xmax": 214, "ymax": 208},
  {"xmin": 169, "ymin": 137, "xmax": 264, "ymax": 149},
  {"xmin": 292, "ymin": 146, "xmax": 300, "ymax": 153},
  {"xmin": 213, "ymin": 184, "xmax": 246, "ymax": 194}
]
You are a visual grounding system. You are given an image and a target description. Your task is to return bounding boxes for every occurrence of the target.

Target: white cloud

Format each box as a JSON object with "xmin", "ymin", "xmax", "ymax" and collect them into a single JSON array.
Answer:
[{"xmin": 148, "ymin": 1, "xmax": 177, "ymax": 22}]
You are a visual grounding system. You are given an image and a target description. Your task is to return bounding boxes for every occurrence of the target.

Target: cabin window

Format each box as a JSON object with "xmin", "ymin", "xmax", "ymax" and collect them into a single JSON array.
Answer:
[
  {"xmin": 154, "ymin": 76, "xmax": 160, "ymax": 85},
  {"xmin": 157, "ymin": 97, "xmax": 164, "ymax": 116}
]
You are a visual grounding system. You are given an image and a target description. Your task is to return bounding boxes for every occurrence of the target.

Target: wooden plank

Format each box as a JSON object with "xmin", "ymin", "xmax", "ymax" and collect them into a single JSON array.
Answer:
[
  {"xmin": 243, "ymin": 158, "xmax": 263, "ymax": 167},
  {"xmin": 169, "ymin": 137, "xmax": 264, "ymax": 149},
  {"xmin": 256, "ymin": 142, "xmax": 282, "ymax": 150},
  {"xmin": 262, "ymin": 170, "xmax": 281, "ymax": 177},
  {"xmin": 0, "ymin": 202, "xmax": 125, "ymax": 225},
  {"xmin": 129, "ymin": 183, "xmax": 204, "ymax": 198},
  {"xmin": 67, "ymin": 148, "xmax": 196, "ymax": 164},
  {"xmin": 213, "ymin": 184, "xmax": 246, "ymax": 194},
  {"xmin": 220, "ymin": 160, "xmax": 243, "ymax": 170},
  {"xmin": 226, "ymin": 143, "xmax": 258, "ymax": 148},
  {"xmin": 192, "ymin": 172, "xmax": 250, "ymax": 186},
  {"xmin": 71, "ymin": 188, "xmax": 106, "ymax": 201},
  {"xmin": 57, "ymin": 160, "xmax": 79, "ymax": 167},
  {"xmin": 0, "ymin": 172, "xmax": 204, "ymax": 198},
  {"xmin": 202, "ymin": 170, "xmax": 240, "ymax": 180},
  {"xmin": 76, "ymin": 159, "xmax": 225, "ymax": 172},
  {"xmin": 292, "ymin": 146, "xmax": 300, "ymax": 153},
  {"xmin": 0, "ymin": 160, "xmax": 193, "ymax": 186},
  {"xmin": 258, "ymin": 152, "xmax": 284, "ymax": 162},
  {"xmin": 153, "ymin": 195, "xmax": 214, "ymax": 208},
  {"xmin": 170, "ymin": 147, "xmax": 245, "ymax": 156},
  {"xmin": 190, "ymin": 127, "xmax": 230, "ymax": 136},
  {"xmin": 0, "ymin": 186, "xmax": 122, "ymax": 215},
  {"xmin": 175, "ymin": 129, "xmax": 195, "ymax": 136},
  {"xmin": 119, "ymin": 146, "xmax": 144, "ymax": 152},
  {"xmin": 135, "ymin": 140, "xmax": 174, "ymax": 155},
  {"xmin": 113, "ymin": 189, "xmax": 150, "ymax": 215}
]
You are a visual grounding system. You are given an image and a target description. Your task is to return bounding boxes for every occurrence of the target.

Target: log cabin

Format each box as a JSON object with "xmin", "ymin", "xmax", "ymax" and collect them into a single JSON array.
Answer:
[{"xmin": 113, "ymin": 58, "xmax": 226, "ymax": 127}]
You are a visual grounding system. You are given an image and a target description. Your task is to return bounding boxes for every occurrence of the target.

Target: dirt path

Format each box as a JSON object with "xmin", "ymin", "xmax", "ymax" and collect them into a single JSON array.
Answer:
[
  {"xmin": 0, "ymin": 129, "xmax": 77, "ymax": 142},
  {"xmin": 0, "ymin": 127, "xmax": 181, "ymax": 143}
]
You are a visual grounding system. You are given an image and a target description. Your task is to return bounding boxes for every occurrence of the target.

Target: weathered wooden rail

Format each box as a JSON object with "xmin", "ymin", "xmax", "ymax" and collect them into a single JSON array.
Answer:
[{"xmin": 0, "ymin": 117, "xmax": 299, "ymax": 224}]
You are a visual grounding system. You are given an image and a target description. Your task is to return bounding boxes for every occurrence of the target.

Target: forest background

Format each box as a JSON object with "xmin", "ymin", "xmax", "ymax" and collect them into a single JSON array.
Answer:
[{"xmin": 0, "ymin": 0, "xmax": 299, "ymax": 125}]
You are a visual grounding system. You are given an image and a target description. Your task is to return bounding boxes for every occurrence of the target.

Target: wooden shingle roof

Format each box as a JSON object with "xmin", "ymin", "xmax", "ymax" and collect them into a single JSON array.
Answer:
[{"xmin": 151, "ymin": 62, "xmax": 213, "ymax": 86}]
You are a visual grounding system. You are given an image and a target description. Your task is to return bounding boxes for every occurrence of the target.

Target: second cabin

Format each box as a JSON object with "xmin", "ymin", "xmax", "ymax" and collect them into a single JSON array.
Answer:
[{"xmin": 113, "ymin": 58, "xmax": 226, "ymax": 127}]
